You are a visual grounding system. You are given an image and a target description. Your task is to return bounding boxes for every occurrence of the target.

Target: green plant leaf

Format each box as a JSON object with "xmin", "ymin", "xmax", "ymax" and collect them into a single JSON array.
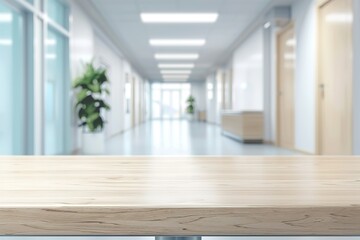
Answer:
[
  {"xmin": 73, "ymin": 62, "xmax": 111, "ymax": 131},
  {"xmin": 85, "ymin": 103, "xmax": 98, "ymax": 115},
  {"xmin": 93, "ymin": 116, "xmax": 104, "ymax": 131},
  {"xmin": 76, "ymin": 89, "xmax": 89, "ymax": 102},
  {"xmin": 95, "ymin": 100, "xmax": 110, "ymax": 110},
  {"xmin": 78, "ymin": 108, "xmax": 87, "ymax": 119},
  {"xmin": 87, "ymin": 83, "xmax": 101, "ymax": 93},
  {"xmin": 186, "ymin": 95, "xmax": 196, "ymax": 114},
  {"xmin": 78, "ymin": 122, "xmax": 87, "ymax": 128},
  {"xmin": 86, "ymin": 112, "xmax": 100, "ymax": 132},
  {"xmin": 76, "ymin": 95, "xmax": 95, "ymax": 108},
  {"xmin": 97, "ymin": 70, "xmax": 108, "ymax": 84}
]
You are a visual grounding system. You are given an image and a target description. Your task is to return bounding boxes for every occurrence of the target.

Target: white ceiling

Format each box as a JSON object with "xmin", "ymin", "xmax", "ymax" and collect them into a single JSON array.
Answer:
[{"xmin": 90, "ymin": 0, "xmax": 291, "ymax": 82}]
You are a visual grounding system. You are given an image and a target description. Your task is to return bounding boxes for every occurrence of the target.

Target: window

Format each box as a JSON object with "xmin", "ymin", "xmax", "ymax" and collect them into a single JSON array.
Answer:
[
  {"xmin": 0, "ymin": 0, "xmax": 71, "ymax": 155},
  {"xmin": 151, "ymin": 83, "xmax": 191, "ymax": 119},
  {"xmin": 44, "ymin": 27, "xmax": 68, "ymax": 155},
  {"xmin": 0, "ymin": 2, "xmax": 25, "ymax": 154},
  {"xmin": 46, "ymin": 0, "xmax": 69, "ymax": 29}
]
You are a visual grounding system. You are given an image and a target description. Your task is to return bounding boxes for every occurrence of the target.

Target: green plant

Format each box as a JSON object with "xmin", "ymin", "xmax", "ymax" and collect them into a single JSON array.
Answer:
[
  {"xmin": 186, "ymin": 95, "xmax": 196, "ymax": 114},
  {"xmin": 73, "ymin": 62, "xmax": 110, "ymax": 133}
]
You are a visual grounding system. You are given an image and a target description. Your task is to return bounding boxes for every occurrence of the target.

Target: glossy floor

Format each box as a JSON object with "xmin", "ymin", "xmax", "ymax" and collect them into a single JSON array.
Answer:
[{"xmin": 106, "ymin": 120, "xmax": 297, "ymax": 155}]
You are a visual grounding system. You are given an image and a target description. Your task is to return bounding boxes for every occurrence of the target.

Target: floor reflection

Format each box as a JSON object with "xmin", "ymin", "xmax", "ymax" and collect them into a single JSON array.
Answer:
[{"xmin": 105, "ymin": 120, "xmax": 298, "ymax": 155}]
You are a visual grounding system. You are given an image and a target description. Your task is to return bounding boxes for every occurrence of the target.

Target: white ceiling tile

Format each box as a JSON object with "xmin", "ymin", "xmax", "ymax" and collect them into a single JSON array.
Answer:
[{"xmin": 90, "ymin": 0, "xmax": 292, "ymax": 81}]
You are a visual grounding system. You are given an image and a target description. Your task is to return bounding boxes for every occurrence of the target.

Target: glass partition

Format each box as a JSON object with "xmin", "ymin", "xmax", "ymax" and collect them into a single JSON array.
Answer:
[
  {"xmin": 46, "ymin": 0, "xmax": 69, "ymax": 29},
  {"xmin": 0, "ymin": 2, "xmax": 25, "ymax": 154},
  {"xmin": 44, "ymin": 27, "xmax": 67, "ymax": 155}
]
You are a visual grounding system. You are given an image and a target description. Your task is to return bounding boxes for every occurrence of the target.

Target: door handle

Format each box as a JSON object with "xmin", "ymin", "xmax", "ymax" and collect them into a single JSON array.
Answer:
[{"xmin": 319, "ymin": 84, "xmax": 325, "ymax": 99}]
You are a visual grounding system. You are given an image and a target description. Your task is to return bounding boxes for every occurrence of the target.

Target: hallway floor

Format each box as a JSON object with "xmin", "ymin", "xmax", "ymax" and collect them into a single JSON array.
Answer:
[{"xmin": 106, "ymin": 120, "xmax": 298, "ymax": 155}]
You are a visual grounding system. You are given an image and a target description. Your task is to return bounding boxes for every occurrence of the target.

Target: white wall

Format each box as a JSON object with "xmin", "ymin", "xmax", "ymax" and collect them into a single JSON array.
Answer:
[
  {"xmin": 69, "ymin": 1, "xmax": 147, "ymax": 152},
  {"xmin": 232, "ymin": 29, "xmax": 264, "ymax": 112},
  {"xmin": 132, "ymin": 72, "xmax": 144, "ymax": 126},
  {"xmin": 292, "ymin": 0, "xmax": 317, "ymax": 154},
  {"xmin": 145, "ymin": 81, "xmax": 151, "ymax": 121},
  {"xmin": 206, "ymin": 74, "xmax": 217, "ymax": 124},
  {"xmin": 263, "ymin": 20, "xmax": 285, "ymax": 144},
  {"xmin": 94, "ymin": 34, "xmax": 124, "ymax": 139},
  {"xmin": 122, "ymin": 60, "xmax": 133, "ymax": 131},
  {"xmin": 70, "ymin": 2, "xmax": 94, "ymax": 73},
  {"xmin": 191, "ymin": 82, "xmax": 206, "ymax": 112},
  {"xmin": 70, "ymin": 1, "xmax": 95, "ymax": 152}
]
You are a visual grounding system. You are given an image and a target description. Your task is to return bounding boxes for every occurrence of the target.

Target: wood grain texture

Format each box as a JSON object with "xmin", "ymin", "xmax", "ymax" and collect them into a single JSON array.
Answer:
[
  {"xmin": 222, "ymin": 112, "xmax": 264, "ymax": 141},
  {"xmin": 0, "ymin": 156, "xmax": 360, "ymax": 236}
]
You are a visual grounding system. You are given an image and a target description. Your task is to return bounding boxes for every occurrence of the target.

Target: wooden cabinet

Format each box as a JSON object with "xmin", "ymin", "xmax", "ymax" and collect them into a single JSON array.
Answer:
[
  {"xmin": 221, "ymin": 111, "xmax": 264, "ymax": 142},
  {"xmin": 198, "ymin": 111, "xmax": 207, "ymax": 122}
]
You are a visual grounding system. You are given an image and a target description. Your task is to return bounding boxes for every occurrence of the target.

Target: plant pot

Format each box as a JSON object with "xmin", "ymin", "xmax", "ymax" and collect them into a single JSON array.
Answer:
[
  {"xmin": 187, "ymin": 113, "xmax": 195, "ymax": 122},
  {"xmin": 82, "ymin": 131, "xmax": 105, "ymax": 155}
]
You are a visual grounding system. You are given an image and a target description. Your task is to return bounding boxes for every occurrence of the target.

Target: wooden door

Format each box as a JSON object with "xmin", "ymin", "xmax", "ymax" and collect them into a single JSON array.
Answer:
[
  {"xmin": 319, "ymin": 0, "xmax": 353, "ymax": 155},
  {"xmin": 277, "ymin": 24, "xmax": 295, "ymax": 149}
]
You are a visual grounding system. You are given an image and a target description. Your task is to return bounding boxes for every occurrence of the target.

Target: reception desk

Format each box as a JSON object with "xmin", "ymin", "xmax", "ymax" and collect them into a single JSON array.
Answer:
[
  {"xmin": 0, "ymin": 156, "xmax": 360, "ymax": 236},
  {"xmin": 221, "ymin": 111, "xmax": 264, "ymax": 143}
]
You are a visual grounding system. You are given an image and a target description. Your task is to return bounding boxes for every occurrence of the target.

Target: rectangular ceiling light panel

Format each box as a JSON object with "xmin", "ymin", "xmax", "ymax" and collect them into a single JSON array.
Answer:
[
  {"xmin": 161, "ymin": 70, "xmax": 192, "ymax": 74},
  {"xmin": 155, "ymin": 54, "xmax": 199, "ymax": 60},
  {"xmin": 141, "ymin": 13, "xmax": 218, "ymax": 23},
  {"xmin": 150, "ymin": 39, "xmax": 206, "ymax": 46},
  {"xmin": 162, "ymin": 75, "xmax": 189, "ymax": 79},
  {"xmin": 163, "ymin": 79, "xmax": 188, "ymax": 82},
  {"xmin": 158, "ymin": 64, "xmax": 195, "ymax": 69}
]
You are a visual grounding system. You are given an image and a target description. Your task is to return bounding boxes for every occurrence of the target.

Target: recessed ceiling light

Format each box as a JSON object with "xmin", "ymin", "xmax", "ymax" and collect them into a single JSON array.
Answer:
[
  {"xmin": 162, "ymin": 75, "xmax": 189, "ymax": 79},
  {"xmin": 141, "ymin": 13, "xmax": 218, "ymax": 23},
  {"xmin": 326, "ymin": 13, "xmax": 353, "ymax": 23},
  {"xmin": 161, "ymin": 70, "xmax": 192, "ymax": 74},
  {"xmin": 158, "ymin": 64, "xmax": 195, "ymax": 69},
  {"xmin": 0, "ymin": 13, "xmax": 12, "ymax": 22},
  {"xmin": 150, "ymin": 39, "xmax": 206, "ymax": 46},
  {"xmin": 155, "ymin": 54, "xmax": 199, "ymax": 60},
  {"xmin": 163, "ymin": 79, "xmax": 188, "ymax": 82}
]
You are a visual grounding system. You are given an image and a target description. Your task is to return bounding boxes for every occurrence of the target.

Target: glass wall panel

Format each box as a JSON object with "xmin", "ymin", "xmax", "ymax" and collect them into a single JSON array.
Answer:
[
  {"xmin": 46, "ymin": 0, "xmax": 68, "ymax": 29},
  {"xmin": 0, "ymin": 2, "xmax": 25, "ymax": 155},
  {"xmin": 44, "ymin": 28, "xmax": 66, "ymax": 155}
]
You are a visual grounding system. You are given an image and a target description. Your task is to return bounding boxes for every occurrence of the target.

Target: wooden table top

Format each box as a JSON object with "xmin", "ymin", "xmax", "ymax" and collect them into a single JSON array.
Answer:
[{"xmin": 0, "ymin": 156, "xmax": 360, "ymax": 236}]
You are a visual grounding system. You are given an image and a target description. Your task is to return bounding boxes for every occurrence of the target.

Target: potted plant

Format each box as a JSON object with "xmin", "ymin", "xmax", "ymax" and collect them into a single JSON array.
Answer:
[
  {"xmin": 73, "ymin": 62, "xmax": 110, "ymax": 154},
  {"xmin": 186, "ymin": 95, "xmax": 196, "ymax": 121}
]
